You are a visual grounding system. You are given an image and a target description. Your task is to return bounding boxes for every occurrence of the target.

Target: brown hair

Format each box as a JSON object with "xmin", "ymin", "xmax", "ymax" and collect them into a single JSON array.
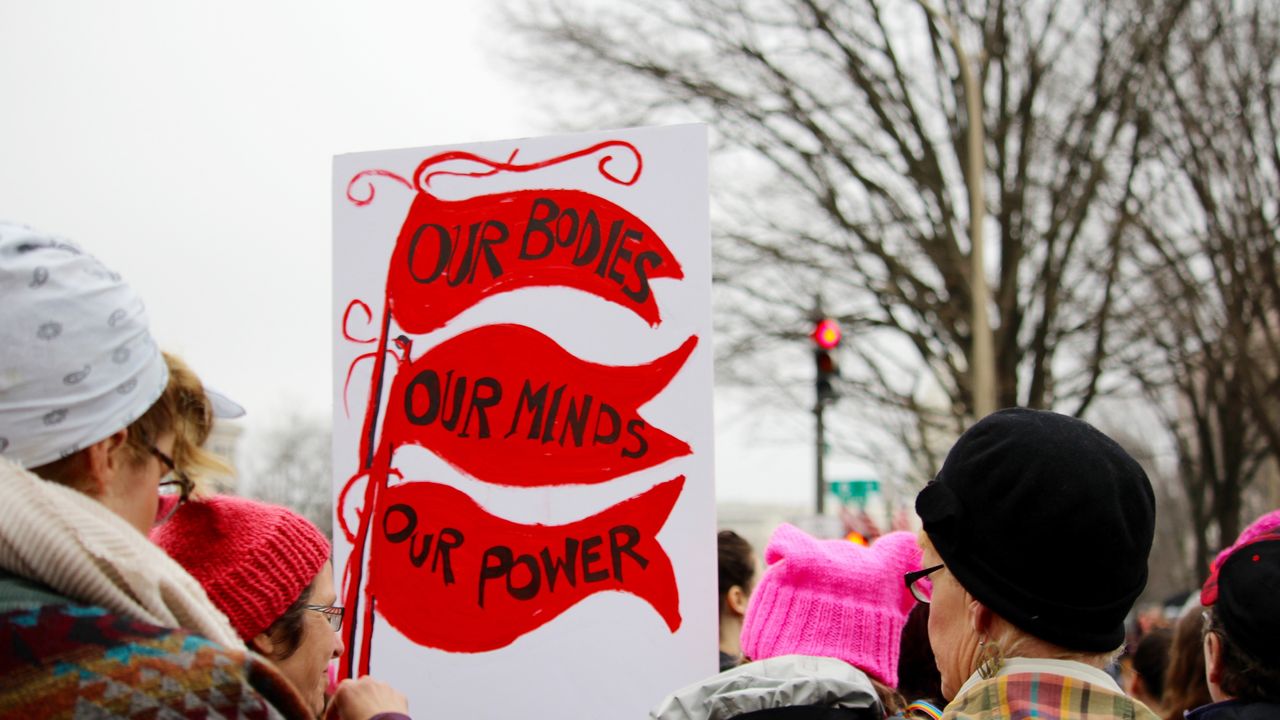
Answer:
[
  {"xmin": 718, "ymin": 529, "xmax": 755, "ymax": 614},
  {"xmin": 870, "ymin": 676, "xmax": 906, "ymax": 716},
  {"xmin": 31, "ymin": 352, "xmax": 231, "ymax": 492},
  {"xmin": 260, "ymin": 579, "xmax": 315, "ymax": 661},
  {"xmin": 897, "ymin": 604, "xmax": 943, "ymax": 706},
  {"xmin": 1130, "ymin": 626, "xmax": 1173, "ymax": 706},
  {"xmin": 1205, "ymin": 607, "xmax": 1280, "ymax": 703},
  {"xmin": 1162, "ymin": 608, "xmax": 1212, "ymax": 720}
]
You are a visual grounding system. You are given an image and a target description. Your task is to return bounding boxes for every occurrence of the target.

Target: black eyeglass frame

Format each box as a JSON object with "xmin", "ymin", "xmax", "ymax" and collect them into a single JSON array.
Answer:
[
  {"xmin": 305, "ymin": 604, "xmax": 345, "ymax": 632},
  {"xmin": 149, "ymin": 445, "xmax": 193, "ymax": 525},
  {"xmin": 904, "ymin": 563, "xmax": 945, "ymax": 604}
]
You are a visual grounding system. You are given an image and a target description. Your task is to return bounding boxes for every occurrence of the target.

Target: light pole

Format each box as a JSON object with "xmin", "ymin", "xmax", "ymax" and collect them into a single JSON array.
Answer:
[
  {"xmin": 811, "ymin": 298, "xmax": 841, "ymax": 515},
  {"xmin": 918, "ymin": 1, "xmax": 997, "ymax": 418}
]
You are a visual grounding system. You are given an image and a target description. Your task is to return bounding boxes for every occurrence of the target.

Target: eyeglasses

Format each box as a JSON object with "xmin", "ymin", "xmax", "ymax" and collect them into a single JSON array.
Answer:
[
  {"xmin": 150, "ymin": 445, "xmax": 193, "ymax": 525},
  {"xmin": 904, "ymin": 563, "xmax": 945, "ymax": 604},
  {"xmin": 306, "ymin": 604, "xmax": 345, "ymax": 632},
  {"xmin": 1201, "ymin": 609, "xmax": 1218, "ymax": 636}
]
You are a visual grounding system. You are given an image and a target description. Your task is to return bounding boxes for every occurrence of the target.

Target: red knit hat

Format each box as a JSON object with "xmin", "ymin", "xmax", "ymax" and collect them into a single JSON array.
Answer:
[{"xmin": 150, "ymin": 494, "xmax": 330, "ymax": 640}]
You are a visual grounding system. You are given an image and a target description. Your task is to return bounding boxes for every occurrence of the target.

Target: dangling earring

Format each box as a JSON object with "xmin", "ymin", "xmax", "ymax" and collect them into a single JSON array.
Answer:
[{"xmin": 976, "ymin": 636, "xmax": 1004, "ymax": 680}]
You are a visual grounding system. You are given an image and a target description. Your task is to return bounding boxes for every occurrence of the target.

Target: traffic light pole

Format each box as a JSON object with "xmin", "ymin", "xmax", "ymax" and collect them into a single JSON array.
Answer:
[
  {"xmin": 810, "ymin": 296, "xmax": 840, "ymax": 517},
  {"xmin": 815, "ymin": 397, "xmax": 826, "ymax": 515}
]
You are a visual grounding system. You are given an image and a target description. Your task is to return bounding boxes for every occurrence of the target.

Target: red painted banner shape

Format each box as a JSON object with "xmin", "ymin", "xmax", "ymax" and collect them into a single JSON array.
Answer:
[
  {"xmin": 384, "ymin": 188, "xmax": 683, "ymax": 333},
  {"xmin": 381, "ymin": 324, "xmax": 697, "ymax": 487},
  {"xmin": 368, "ymin": 476, "xmax": 684, "ymax": 653}
]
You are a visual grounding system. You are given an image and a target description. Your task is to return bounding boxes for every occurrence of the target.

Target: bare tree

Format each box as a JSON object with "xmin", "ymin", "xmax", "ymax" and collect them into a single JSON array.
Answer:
[
  {"xmin": 507, "ymin": 0, "xmax": 1189, "ymax": 478},
  {"xmin": 1120, "ymin": 0, "xmax": 1280, "ymax": 578},
  {"xmin": 242, "ymin": 413, "xmax": 334, "ymax": 539},
  {"xmin": 1100, "ymin": 424, "xmax": 1200, "ymax": 604}
]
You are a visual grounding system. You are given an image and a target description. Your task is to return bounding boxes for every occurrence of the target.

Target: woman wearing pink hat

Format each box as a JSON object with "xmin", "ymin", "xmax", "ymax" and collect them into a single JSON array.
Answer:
[
  {"xmin": 650, "ymin": 524, "xmax": 925, "ymax": 719},
  {"xmin": 153, "ymin": 494, "xmax": 411, "ymax": 720}
]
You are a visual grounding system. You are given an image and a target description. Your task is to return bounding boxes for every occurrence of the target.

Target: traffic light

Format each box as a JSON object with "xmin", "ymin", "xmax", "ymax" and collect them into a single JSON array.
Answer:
[{"xmin": 812, "ymin": 317, "xmax": 841, "ymax": 402}]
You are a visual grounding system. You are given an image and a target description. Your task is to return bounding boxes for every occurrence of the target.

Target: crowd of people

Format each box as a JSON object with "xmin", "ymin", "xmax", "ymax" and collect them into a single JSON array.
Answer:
[
  {"xmin": 693, "ymin": 413, "xmax": 1278, "ymax": 720},
  {"xmin": 0, "ymin": 221, "xmax": 1276, "ymax": 719}
]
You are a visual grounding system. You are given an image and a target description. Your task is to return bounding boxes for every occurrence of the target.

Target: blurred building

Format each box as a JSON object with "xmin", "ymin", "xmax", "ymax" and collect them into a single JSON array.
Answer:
[{"xmin": 203, "ymin": 418, "xmax": 244, "ymax": 495}]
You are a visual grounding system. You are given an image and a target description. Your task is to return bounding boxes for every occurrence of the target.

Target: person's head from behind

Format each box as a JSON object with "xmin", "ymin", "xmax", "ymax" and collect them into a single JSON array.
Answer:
[
  {"xmin": 1199, "ymin": 531, "xmax": 1280, "ymax": 705},
  {"xmin": 0, "ymin": 225, "xmax": 222, "ymax": 533},
  {"xmin": 896, "ymin": 604, "xmax": 942, "ymax": 706},
  {"xmin": 717, "ymin": 530, "xmax": 755, "ymax": 653},
  {"xmin": 739, "ymin": 524, "xmax": 922, "ymax": 709},
  {"xmin": 1124, "ymin": 626, "xmax": 1172, "ymax": 713},
  {"xmin": 913, "ymin": 408, "xmax": 1155, "ymax": 699},
  {"xmin": 1162, "ymin": 606, "xmax": 1212, "ymax": 720},
  {"xmin": 151, "ymin": 495, "xmax": 339, "ymax": 715}
]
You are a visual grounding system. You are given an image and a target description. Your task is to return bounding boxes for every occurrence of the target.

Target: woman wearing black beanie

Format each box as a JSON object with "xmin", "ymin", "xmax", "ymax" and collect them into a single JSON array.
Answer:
[{"xmin": 911, "ymin": 408, "xmax": 1160, "ymax": 720}]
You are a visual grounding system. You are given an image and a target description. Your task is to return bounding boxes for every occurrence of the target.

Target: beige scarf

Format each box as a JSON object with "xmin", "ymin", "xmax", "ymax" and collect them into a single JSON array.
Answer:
[{"xmin": 0, "ymin": 456, "xmax": 243, "ymax": 648}]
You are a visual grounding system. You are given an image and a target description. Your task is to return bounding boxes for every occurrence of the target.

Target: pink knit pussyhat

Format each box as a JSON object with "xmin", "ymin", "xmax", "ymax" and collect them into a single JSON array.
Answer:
[
  {"xmin": 150, "ymin": 494, "xmax": 330, "ymax": 641},
  {"xmin": 739, "ymin": 524, "xmax": 923, "ymax": 686}
]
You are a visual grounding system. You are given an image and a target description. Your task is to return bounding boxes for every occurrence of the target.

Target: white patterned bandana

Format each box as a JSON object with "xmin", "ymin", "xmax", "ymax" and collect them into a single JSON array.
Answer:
[{"xmin": 0, "ymin": 222, "xmax": 169, "ymax": 468}]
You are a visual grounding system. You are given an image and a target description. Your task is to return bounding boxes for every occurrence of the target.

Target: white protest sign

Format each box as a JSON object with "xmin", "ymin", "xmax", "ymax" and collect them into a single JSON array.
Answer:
[{"xmin": 332, "ymin": 125, "xmax": 715, "ymax": 718}]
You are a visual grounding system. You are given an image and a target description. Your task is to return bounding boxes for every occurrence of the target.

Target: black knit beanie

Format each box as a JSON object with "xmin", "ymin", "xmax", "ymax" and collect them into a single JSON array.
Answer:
[{"xmin": 915, "ymin": 408, "xmax": 1155, "ymax": 652}]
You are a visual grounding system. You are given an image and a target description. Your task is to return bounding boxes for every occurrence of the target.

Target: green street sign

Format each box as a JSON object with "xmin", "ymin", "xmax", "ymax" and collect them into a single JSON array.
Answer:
[{"xmin": 828, "ymin": 478, "xmax": 880, "ymax": 505}]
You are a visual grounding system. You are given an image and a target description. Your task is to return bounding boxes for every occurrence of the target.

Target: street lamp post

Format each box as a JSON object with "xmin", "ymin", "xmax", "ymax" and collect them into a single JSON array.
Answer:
[{"xmin": 918, "ymin": 2, "xmax": 997, "ymax": 418}]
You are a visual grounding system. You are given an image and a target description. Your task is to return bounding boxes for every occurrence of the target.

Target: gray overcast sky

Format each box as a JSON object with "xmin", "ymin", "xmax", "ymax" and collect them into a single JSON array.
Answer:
[{"xmin": 1, "ymin": 1, "xmax": 863, "ymax": 507}]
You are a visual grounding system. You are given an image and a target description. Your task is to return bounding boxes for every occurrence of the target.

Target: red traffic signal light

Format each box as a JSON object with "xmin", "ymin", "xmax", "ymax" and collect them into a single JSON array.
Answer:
[
  {"xmin": 812, "ymin": 317, "xmax": 841, "ymax": 402},
  {"xmin": 812, "ymin": 318, "xmax": 842, "ymax": 350}
]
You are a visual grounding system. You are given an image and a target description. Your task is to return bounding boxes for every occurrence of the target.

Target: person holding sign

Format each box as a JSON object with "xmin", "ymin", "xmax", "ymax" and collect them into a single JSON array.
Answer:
[
  {"xmin": 153, "ymin": 494, "xmax": 412, "ymax": 720},
  {"xmin": 0, "ymin": 223, "xmax": 310, "ymax": 718}
]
